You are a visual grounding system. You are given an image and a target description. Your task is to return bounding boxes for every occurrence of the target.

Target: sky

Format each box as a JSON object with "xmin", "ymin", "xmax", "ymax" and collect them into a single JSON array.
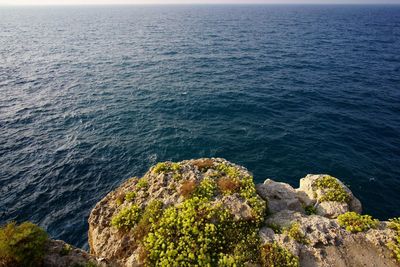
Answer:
[{"xmin": 1, "ymin": 0, "xmax": 399, "ymax": 5}]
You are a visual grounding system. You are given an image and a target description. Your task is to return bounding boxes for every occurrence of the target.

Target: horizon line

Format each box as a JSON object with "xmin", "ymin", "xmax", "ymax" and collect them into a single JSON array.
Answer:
[{"xmin": 1, "ymin": 3, "xmax": 400, "ymax": 6}]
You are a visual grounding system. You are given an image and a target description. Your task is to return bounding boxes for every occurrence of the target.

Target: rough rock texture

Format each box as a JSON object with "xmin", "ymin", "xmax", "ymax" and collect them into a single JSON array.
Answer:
[
  {"xmin": 87, "ymin": 158, "xmax": 399, "ymax": 267},
  {"xmin": 43, "ymin": 239, "xmax": 108, "ymax": 267},
  {"xmin": 256, "ymin": 179, "xmax": 304, "ymax": 214},
  {"xmin": 297, "ymin": 174, "xmax": 362, "ymax": 218},
  {"xmin": 261, "ymin": 211, "xmax": 398, "ymax": 267}
]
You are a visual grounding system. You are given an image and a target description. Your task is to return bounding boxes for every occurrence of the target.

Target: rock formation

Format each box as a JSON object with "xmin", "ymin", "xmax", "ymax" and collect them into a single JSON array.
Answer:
[
  {"xmin": 86, "ymin": 158, "xmax": 399, "ymax": 267},
  {"xmin": 2, "ymin": 158, "xmax": 399, "ymax": 267}
]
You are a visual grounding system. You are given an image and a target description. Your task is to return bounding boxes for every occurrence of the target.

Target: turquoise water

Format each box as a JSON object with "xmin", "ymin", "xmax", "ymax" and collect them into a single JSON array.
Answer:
[{"xmin": 0, "ymin": 5, "xmax": 399, "ymax": 248}]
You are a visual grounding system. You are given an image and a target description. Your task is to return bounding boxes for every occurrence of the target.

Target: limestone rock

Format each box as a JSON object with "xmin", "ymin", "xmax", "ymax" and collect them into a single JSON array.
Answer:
[
  {"xmin": 43, "ymin": 239, "xmax": 108, "ymax": 267},
  {"xmin": 316, "ymin": 201, "xmax": 348, "ymax": 219},
  {"xmin": 296, "ymin": 174, "xmax": 362, "ymax": 218},
  {"xmin": 261, "ymin": 210, "xmax": 398, "ymax": 267},
  {"xmin": 220, "ymin": 194, "xmax": 254, "ymax": 221},
  {"xmin": 256, "ymin": 179, "xmax": 303, "ymax": 214},
  {"xmin": 85, "ymin": 160, "xmax": 398, "ymax": 267}
]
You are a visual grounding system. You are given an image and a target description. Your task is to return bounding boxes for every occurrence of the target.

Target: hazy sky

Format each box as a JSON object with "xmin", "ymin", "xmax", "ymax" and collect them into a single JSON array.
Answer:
[{"xmin": 1, "ymin": 0, "xmax": 399, "ymax": 5}]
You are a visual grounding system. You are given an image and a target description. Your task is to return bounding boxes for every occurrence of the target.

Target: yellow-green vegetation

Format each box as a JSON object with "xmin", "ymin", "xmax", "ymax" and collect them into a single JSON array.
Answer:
[
  {"xmin": 136, "ymin": 178, "xmax": 149, "ymax": 190},
  {"xmin": 387, "ymin": 217, "xmax": 400, "ymax": 263},
  {"xmin": 285, "ymin": 223, "xmax": 309, "ymax": 245},
  {"xmin": 194, "ymin": 176, "xmax": 217, "ymax": 199},
  {"xmin": 337, "ymin": 212, "xmax": 379, "ymax": 233},
  {"xmin": 303, "ymin": 205, "xmax": 317, "ymax": 215},
  {"xmin": 217, "ymin": 163, "xmax": 242, "ymax": 178},
  {"xmin": 59, "ymin": 243, "xmax": 73, "ymax": 256},
  {"xmin": 172, "ymin": 173, "xmax": 182, "ymax": 181},
  {"xmin": 125, "ymin": 192, "xmax": 137, "ymax": 202},
  {"xmin": 239, "ymin": 175, "xmax": 266, "ymax": 222},
  {"xmin": 133, "ymin": 200, "xmax": 164, "ymax": 241},
  {"xmin": 141, "ymin": 166, "xmax": 266, "ymax": 266},
  {"xmin": 110, "ymin": 161, "xmax": 269, "ymax": 266},
  {"xmin": 153, "ymin": 162, "xmax": 181, "ymax": 174},
  {"xmin": 260, "ymin": 243, "xmax": 299, "ymax": 267},
  {"xmin": 111, "ymin": 204, "xmax": 141, "ymax": 229},
  {"xmin": 0, "ymin": 221, "xmax": 48, "ymax": 267},
  {"xmin": 313, "ymin": 175, "xmax": 350, "ymax": 203},
  {"xmin": 143, "ymin": 197, "xmax": 262, "ymax": 266}
]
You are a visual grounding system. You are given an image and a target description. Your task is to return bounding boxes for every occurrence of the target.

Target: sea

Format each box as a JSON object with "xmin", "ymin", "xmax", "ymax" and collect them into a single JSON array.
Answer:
[{"xmin": 0, "ymin": 5, "xmax": 399, "ymax": 248}]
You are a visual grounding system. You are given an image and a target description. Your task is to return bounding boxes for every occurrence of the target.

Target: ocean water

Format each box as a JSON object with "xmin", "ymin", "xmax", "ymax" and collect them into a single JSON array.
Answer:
[{"xmin": 0, "ymin": 5, "xmax": 400, "ymax": 248}]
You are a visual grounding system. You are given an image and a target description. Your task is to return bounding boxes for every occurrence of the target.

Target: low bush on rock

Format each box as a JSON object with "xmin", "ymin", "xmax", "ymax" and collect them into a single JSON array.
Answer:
[
  {"xmin": 0, "ymin": 221, "xmax": 48, "ymax": 267},
  {"xmin": 132, "ymin": 200, "xmax": 164, "ymax": 241},
  {"xmin": 125, "ymin": 192, "xmax": 136, "ymax": 202},
  {"xmin": 111, "ymin": 205, "xmax": 141, "ymax": 229},
  {"xmin": 260, "ymin": 242, "xmax": 299, "ymax": 267},
  {"xmin": 303, "ymin": 205, "xmax": 317, "ymax": 215},
  {"xmin": 337, "ymin": 212, "xmax": 379, "ymax": 233},
  {"xmin": 136, "ymin": 178, "xmax": 149, "ymax": 190},
  {"xmin": 153, "ymin": 162, "xmax": 181, "ymax": 174},
  {"xmin": 313, "ymin": 175, "xmax": 350, "ymax": 203},
  {"xmin": 387, "ymin": 217, "xmax": 400, "ymax": 263},
  {"xmin": 109, "ymin": 160, "xmax": 268, "ymax": 266},
  {"xmin": 285, "ymin": 223, "xmax": 309, "ymax": 245}
]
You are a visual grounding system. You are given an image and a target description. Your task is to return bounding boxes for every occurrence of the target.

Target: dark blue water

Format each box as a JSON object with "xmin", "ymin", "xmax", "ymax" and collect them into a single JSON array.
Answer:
[{"xmin": 0, "ymin": 5, "xmax": 399, "ymax": 248}]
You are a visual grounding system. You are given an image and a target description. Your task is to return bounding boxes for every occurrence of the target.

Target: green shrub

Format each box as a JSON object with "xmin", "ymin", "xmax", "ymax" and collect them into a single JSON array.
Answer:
[
  {"xmin": 136, "ymin": 178, "xmax": 148, "ymax": 190},
  {"xmin": 285, "ymin": 223, "xmax": 309, "ymax": 245},
  {"xmin": 59, "ymin": 243, "xmax": 72, "ymax": 256},
  {"xmin": 117, "ymin": 162, "xmax": 267, "ymax": 266},
  {"xmin": 193, "ymin": 176, "xmax": 217, "ymax": 200},
  {"xmin": 387, "ymin": 217, "xmax": 400, "ymax": 263},
  {"xmin": 337, "ymin": 212, "xmax": 379, "ymax": 233},
  {"xmin": 217, "ymin": 163, "xmax": 241, "ymax": 179},
  {"xmin": 260, "ymin": 242, "xmax": 299, "ymax": 267},
  {"xmin": 111, "ymin": 205, "xmax": 141, "ymax": 229},
  {"xmin": 0, "ymin": 221, "xmax": 48, "ymax": 267},
  {"xmin": 239, "ymin": 176, "xmax": 267, "ymax": 222},
  {"xmin": 133, "ymin": 200, "xmax": 164, "ymax": 241},
  {"xmin": 143, "ymin": 197, "xmax": 262, "ymax": 266},
  {"xmin": 140, "ymin": 172, "xmax": 266, "ymax": 266},
  {"xmin": 153, "ymin": 162, "xmax": 181, "ymax": 174},
  {"xmin": 304, "ymin": 205, "xmax": 317, "ymax": 215},
  {"xmin": 124, "ymin": 192, "xmax": 136, "ymax": 202},
  {"xmin": 172, "ymin": 173, "xmax": 182, "ymax": 181},
  {"xmin": 313, "ymin": 175, "xmax": 350, "ymax": 203},
  {"xmin": 217, "ymin": 253, "xmax": 237, "ymax": 266},
  {"xmin": 388, "ymin": 218, "xmax": 400, "ymax": 232}
]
